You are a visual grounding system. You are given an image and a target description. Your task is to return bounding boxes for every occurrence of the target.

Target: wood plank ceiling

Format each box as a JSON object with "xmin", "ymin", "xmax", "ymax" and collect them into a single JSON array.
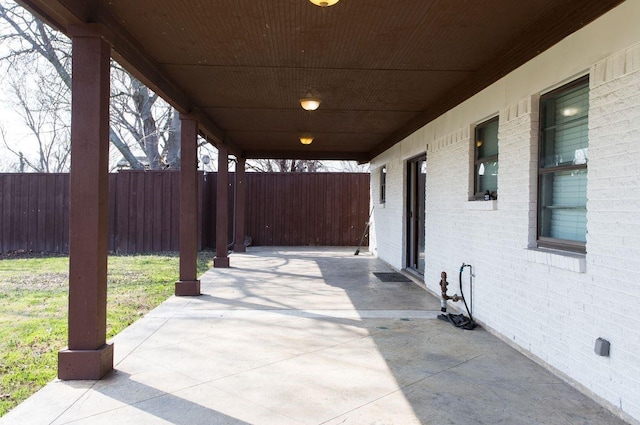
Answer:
[{"xmin": 18, "ymin": 0, "xmax": 624, "ymax": 162}]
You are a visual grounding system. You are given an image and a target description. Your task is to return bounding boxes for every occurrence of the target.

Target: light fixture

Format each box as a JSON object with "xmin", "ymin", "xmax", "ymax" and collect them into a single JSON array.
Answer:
[
  {"xmin": 561, "ymin": 107, "xmax": 579, "ymax": 117},
  {"xmin": 300, "ymin": 136, "xmax": 314, "ymax": 145},
  {"xmin": 478, "ymin": 163, "xmax": 485, "ymax": 176},
  {"xmin": 300, "ymin": 98, "xmax": 321, "ymax": 111},
  {"xmin": 309, "ymin": 0, "xmax": 340, "ymax": 7}
]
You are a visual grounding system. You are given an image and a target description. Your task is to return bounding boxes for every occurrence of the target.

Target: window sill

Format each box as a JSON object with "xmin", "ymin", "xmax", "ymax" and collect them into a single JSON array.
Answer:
[
  {"xmin": 465, "ymin": 200, "xmax": 497, "ymax": 211},
  {"xmin": 526, "ymin": 248, "xmax": 586, "ymax": 273}
]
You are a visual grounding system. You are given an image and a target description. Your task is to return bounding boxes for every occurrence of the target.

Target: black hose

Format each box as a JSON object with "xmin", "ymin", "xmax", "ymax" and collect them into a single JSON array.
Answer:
[{"xmin": 458, "ymin": 265, "xmax": 475, "ymax": 324}]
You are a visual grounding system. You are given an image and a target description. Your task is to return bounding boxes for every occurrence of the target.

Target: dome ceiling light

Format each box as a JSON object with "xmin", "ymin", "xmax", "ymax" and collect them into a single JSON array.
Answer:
[
  {"xmin": 309, "ymin": 0, "xmax": 340, "ymax": 7},
  {"xmin": 300, "ymin": 98, "xmax": 321, "ymax": 111},
  {"xmin": 300, "ymin": 136, "xmax": 314, "ymax": 145}
]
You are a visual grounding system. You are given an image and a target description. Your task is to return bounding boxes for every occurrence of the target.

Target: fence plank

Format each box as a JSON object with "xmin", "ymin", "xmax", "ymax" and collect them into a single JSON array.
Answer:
[
  {"xmin": 108, "ymin": 174, "xmax": 117, "ymax": 252},
  {"xmin": 57, "ymin": 174, "xmax": 69, "ymax": 253},
  {"xmin": 0, "ymin": 176, "xmax": 12, "ymax": 252}
]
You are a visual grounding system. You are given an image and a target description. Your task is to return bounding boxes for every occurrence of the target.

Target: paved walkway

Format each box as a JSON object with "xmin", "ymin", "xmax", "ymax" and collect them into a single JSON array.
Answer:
[{"xmin": 1, "ymin": 248, "xmax": 626, "ymax": 424}]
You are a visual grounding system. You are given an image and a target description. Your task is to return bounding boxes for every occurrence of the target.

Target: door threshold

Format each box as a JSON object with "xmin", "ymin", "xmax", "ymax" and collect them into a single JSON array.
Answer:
[{"xmin": 401, "ymin": 268, "xmax": 424, "ymax": 284}]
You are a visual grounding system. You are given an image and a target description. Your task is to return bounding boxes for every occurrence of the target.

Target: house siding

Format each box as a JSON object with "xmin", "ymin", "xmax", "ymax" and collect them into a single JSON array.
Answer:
[{"xmin": 369, "ymin": 1, "xmax": 640, "ymax": 423}]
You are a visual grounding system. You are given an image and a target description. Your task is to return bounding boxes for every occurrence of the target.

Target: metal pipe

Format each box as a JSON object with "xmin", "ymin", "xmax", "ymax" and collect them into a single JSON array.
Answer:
[{"xmin": 439, "ymin": 271, "xmax": 461, "ymax": 312}]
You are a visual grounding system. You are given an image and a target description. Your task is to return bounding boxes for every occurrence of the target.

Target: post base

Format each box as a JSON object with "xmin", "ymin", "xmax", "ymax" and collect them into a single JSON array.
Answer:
[
  {"xmin": 175, "ymin": 280, "xmax": 201, "ymax": 296},
  {"xmin": 232, "ymin": 244, "xmax": 246, "ymax": 253},
  {"xmin": 58, "ymin": 343, "xmax": 114, "ymax": 380},
  {"xmin": 214, "ymin": 256, "xmax": 230, "ymax": 268}
]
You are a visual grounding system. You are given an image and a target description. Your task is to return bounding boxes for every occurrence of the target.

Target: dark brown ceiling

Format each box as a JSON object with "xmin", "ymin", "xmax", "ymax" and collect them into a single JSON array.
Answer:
[{"xmin": 18, "ymin": 0, "xmax": 624, "ymax": 162}]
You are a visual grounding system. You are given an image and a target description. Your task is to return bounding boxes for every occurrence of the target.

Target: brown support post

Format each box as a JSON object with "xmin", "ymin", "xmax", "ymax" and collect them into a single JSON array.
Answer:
[
  {"xmin": 175, "ymin": 115, "xmax": 201, "ymax": 296},
  {"xmin": 214, "ymin": 145, "xmax": 230, "ymax": 268},
  {"xmin": 58, "ymin": 29, "xmax": 113, "ymax": 380},
  {"xmin": 233, "ymin": 157, "xmax": 247, "ymax": 252}
]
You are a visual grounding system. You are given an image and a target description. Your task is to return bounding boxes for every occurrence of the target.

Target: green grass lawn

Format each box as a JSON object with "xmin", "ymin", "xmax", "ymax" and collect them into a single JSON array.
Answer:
[{"xmin": 0, "ymin": 252, "xmax": 212, "ymax": 417}]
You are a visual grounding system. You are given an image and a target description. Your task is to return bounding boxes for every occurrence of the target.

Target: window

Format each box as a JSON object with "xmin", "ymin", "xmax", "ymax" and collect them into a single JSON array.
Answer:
[
  {"xmin": 379, "ymin": 165, "xmax": 386, "ymax": 204},
  {"xmin": 474, "ymin": 117, "xmax": 499, "ymax": 199},
  {"xmin": 538, "ymin": 77, "xmax": 589, "ymax": 253}
]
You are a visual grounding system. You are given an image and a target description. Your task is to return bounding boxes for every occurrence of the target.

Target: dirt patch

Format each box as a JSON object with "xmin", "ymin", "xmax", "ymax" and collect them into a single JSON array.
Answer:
[
  {"xmin": 0, "ymin": 250, "xmax": 66, "ymax": 260},
  {"xmin": 0, "ymin": 273, "xmax": 68, "ymax": 291}
]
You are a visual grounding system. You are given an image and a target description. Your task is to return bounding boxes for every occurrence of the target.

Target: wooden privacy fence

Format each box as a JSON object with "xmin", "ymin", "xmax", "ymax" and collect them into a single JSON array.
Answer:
[{"xmin": 0, "ymin": 171, "xmax": 370, "ymax": 254}]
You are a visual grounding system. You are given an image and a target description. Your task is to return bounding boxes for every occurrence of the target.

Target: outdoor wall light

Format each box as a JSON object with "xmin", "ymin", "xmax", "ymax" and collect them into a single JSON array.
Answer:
[
  {"xmin": 300, "ymin": 98, "xmax": 321, "ymax": 111},
  {"xmin": 309, "ymin": 0, "xmax": 340, "ymax": 7},
  {"xmin": 300, "ymin": 136, "xmax": 314, "ymax": 145}
]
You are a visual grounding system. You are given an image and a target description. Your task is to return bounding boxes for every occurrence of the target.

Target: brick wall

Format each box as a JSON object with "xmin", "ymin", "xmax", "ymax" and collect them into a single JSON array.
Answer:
[
  {"xmin": 369, "ymin": 3, "xmax": 640, "ymax": 422},
  {"xmin": 584, "ymin": 44, "xmax": 640, "ymax": 416},
  {"xmin": 370, "ymin": 147, "xmax": 406, "ymax": 267}
]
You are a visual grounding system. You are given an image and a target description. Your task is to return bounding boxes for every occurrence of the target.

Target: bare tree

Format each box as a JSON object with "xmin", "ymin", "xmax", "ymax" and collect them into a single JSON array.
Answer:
[
  {"xmin": 246, "ymin": 159, "xmax": 325, "ymax": 173},
  {"xmin": 323, "ymin": 160, "xmax": 370, "ymax": 173},
  {"xmin": 1, "ymin": 58, "xmax": 70, "ymax": 172},
  {"xmin": 0, "ymin": 125, "xmax": 21, "ymax": 171},
  {"xmin": 0, "ymin": 1, "xmax": 70, "ymax": 84},
  {"xmin": 110, "ymin": 64, "xmax": 180, "ymax": 170},
  {"xmin": 0, "ymin": 0, "xmax": 181, "ymax": 171},
  {"xmin": 162, "ymin": 109, "xmax": 181, "ymax": 169}
]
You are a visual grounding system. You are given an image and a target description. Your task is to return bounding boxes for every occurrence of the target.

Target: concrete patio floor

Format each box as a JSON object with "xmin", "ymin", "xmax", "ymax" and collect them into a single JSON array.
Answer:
[{"xmin": 1, "ymin": 247, "xmax": 627, "ymax": 425}]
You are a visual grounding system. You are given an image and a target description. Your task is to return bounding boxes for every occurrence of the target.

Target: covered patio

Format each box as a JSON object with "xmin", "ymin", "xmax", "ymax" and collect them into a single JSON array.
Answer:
[
  {"xmin": 1, "ymin": 248, "xmax": 624, "ymax": 424},
  {"xmin": 12, "ymin": 0, "xmax": 625, "ymax": 382},
  {"xmin": 5, "ymin": 1, "xmax": 636, "ymax": 422}
]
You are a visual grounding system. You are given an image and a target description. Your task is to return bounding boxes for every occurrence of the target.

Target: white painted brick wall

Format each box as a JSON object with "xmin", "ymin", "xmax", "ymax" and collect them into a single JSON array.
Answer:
[
  {"xmin": 369, "ymin": 9, "xmax": 640, "ymax": 423},
  {"xmin": 370, "ymin": 147, "xmax": 407, "ymax": 269},
  {"xmin": 584, "ymin": 43, "xmax": 640, "ymax": 418}
]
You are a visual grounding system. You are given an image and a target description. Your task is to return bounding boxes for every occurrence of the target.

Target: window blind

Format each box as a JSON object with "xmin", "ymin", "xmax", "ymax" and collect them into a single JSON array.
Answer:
[{"xmin": 539, "ymin": 79, "xmax": 589, "ymax": 249}]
